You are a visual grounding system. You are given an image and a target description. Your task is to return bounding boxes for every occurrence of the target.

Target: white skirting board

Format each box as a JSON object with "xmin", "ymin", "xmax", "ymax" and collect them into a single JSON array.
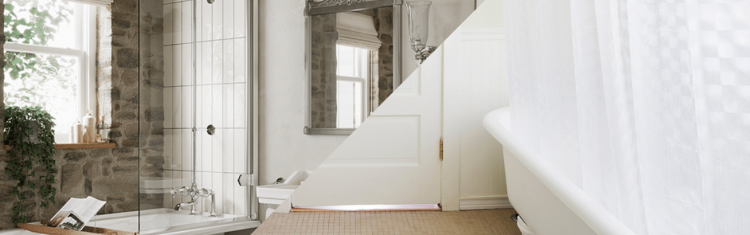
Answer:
[{"xmin": 459, "ymin": 196, "xmax": 512, "ymax": 210}]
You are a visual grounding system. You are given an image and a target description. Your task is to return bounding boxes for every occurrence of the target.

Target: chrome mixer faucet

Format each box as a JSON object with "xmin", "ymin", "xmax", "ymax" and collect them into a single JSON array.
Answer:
[{"xmin": 170, "ymin": 182, "xmax": 217, "ymax": 217}]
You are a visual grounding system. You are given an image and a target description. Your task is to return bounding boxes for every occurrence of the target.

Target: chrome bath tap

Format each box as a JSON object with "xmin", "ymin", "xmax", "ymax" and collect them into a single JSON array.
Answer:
[{"xmin": 170, "ymin": 182, "xmax": 217, "ymax": 217}]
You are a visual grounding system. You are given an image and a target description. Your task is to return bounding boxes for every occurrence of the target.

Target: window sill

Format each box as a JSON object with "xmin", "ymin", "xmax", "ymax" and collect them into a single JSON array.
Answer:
[{"xmin": 4, "ymin": 143, "xmax": 116, "ymax": 151}]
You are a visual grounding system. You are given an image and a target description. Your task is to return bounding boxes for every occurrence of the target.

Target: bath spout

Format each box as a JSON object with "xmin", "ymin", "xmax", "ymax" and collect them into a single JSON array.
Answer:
[{"xmin": 175, "ymin": 199, "xmax": 199, "ymax": 215}]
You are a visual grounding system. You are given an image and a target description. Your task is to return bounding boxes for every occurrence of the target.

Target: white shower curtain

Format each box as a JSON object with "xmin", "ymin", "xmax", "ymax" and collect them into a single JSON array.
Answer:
[{"xmin": 505, "ymin": 0, "xmax": 750, "ymax": 234}]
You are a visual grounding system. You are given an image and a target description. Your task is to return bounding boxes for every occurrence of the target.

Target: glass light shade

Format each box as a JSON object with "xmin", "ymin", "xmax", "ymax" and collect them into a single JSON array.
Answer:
[{"xmin": 407, "ymin": 1, "xmax": 432, "ymax": 53}]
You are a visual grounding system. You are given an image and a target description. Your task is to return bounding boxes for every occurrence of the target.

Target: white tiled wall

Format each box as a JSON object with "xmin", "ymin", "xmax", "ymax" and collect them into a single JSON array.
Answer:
[{"xmin": 162, "ymin": 0, "xmax": 248, "ymax": 216}]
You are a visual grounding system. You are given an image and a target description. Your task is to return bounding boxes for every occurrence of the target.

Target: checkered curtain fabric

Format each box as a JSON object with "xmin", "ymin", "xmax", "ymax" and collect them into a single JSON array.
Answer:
[{"xmin": 505, "ymin": 0, "xmax": 750, "ymax": 234}]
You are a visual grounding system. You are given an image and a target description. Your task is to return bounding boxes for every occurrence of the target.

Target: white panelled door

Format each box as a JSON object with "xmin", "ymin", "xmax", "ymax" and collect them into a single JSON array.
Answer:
[{"xmin": 292, "ymin": 48, "xmax": 444, "ymax": 207}]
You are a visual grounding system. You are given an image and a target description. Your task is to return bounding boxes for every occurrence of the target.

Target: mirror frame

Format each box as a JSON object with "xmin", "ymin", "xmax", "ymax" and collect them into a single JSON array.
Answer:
[{"xmin": 303, "ymin": 0, "xmax": 403, "ymax": 135}]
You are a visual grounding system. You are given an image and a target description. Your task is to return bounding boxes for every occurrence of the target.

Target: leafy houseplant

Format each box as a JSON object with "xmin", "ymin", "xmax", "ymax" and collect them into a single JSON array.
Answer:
[{"xmin": 4, "ymin": 106, "xmax": 57, "ymax": 224}]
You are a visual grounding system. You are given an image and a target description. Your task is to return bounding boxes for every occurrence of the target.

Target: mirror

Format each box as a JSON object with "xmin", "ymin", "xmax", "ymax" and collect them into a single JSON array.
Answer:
[{"xmin": 304, "ymin": 0, "xmax": 402, "ymax": 135}]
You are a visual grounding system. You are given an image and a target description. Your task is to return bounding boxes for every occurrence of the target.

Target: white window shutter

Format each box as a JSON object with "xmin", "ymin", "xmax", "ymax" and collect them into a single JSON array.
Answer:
[{"xmin": 67, "ymin": 0, "xmax": 113, "ymax": 7}]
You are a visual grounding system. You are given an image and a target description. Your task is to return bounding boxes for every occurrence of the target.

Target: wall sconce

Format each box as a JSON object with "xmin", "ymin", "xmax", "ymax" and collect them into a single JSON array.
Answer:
[{"xmin": 407, "ymin": 1, "xmax": 436, "ymax": 64}]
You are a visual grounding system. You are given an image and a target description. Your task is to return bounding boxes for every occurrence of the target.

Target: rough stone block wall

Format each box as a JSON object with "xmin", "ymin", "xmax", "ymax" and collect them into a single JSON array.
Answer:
[
  {"xmin": 0, "ymin": 0, "xmax": 166, "ymax": 229},
  {"xmin": 310, "ymin": 14, "xmax": 338, "ymax": 128},
  {"xmin": 373, "ymin": 7, "xmax": 394, "ymax": 106}
]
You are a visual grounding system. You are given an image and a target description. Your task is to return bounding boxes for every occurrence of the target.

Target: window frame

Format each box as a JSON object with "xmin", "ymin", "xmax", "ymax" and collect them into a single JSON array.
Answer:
[
  {"xmin": 335, "ymin": 44, "xmax": 372, "ymax": 128},
  {"xmin": 3, "ymin": 3, "xmax": 98, "ymax": 125}
]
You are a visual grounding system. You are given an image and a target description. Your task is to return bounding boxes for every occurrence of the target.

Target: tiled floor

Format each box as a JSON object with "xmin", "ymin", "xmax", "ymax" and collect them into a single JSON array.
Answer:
[{"xmin": 252, "ymin": 209, "xmax": 521, "ymax": 235}]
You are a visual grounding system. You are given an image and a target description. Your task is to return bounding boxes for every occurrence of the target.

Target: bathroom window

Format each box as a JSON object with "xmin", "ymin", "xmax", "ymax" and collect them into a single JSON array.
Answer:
[
  {"xmin": 336, "ymin": 44, "xmax": 370, "ymax": 128},
  {"xmin": 4, "ymin": 1, "xmax": 97, "ymax": 143}
]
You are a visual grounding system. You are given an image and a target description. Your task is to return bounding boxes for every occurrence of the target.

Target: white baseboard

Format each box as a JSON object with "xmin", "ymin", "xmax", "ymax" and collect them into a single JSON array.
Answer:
[{"xmin": 459, "ymin": 196, "xmax": 512, "ymax": 210}]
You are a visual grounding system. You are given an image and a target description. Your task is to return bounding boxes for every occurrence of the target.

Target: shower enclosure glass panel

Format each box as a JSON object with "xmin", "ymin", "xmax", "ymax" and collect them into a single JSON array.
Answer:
[{"xmin": 138, "ymin": 0, "xmax": 254, "ymax": 233}]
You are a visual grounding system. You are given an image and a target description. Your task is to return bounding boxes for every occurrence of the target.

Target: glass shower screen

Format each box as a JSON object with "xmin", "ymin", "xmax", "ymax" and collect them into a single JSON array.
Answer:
[{"xmin": 138, "ymin": 0, "xmax": 254, "ymax": 232}]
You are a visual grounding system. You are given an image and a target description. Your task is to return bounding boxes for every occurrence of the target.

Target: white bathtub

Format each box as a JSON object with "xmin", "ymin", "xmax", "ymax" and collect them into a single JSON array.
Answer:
[
  {"xmin": 1, "ymin": 209, "xmax": 260, "ymax": 235},
  {"xmin": 483, "ymin": 107, "xmax": 636, "ymax": 235}
]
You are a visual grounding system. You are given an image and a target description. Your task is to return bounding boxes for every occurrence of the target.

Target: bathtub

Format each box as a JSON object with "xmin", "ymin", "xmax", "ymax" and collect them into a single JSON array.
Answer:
[
  {"xmin": 483, "ymin": 107, "xmax": 636, "ymax": 235},
  {"xmin": 0, "ymin": 209, "xmax": 260, "ymax": 235}
]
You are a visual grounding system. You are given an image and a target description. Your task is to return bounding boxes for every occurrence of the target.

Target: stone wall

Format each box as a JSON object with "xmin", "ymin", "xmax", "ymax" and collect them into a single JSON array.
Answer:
[
  {"xmin": 0, "ymin": 0, "xmax": 166, "ymax": 229},
  {"xmin": 309, "ymin": 14, "xmax": 338, "ymax": 128},
  {"xmin": 372, "ymin": 7, "xmax": 394, "ymax": 107}
]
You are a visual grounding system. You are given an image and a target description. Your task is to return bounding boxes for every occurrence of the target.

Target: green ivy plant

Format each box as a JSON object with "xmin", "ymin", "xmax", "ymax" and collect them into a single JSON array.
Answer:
[{"xmin": 3, "ymin": 106, "xmax": 57, "ymax": 225}]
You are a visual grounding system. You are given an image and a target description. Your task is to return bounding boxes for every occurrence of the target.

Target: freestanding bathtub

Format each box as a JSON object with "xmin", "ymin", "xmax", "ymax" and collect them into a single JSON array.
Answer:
[
  {"xmin": 0, "ymin": 209, "xmax": 260, "ymax": 235},
  {"xmin": 484, "ymin": 107, "xmax": 636, "ymax": 235}
]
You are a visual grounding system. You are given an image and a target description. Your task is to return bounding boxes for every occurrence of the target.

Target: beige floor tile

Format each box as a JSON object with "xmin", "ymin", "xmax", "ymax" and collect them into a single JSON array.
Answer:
[{"xmin": 252, "ymin": 209, "xmax": 521, "ymax": 235}]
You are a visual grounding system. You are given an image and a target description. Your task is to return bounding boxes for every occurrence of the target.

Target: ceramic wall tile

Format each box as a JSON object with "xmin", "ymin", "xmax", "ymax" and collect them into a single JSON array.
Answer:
[
  {"xmin": 181, "ymin": 1, "xmax": 192, "ymax": 43},
  {"xmin": 233, "ymin": 0, "xmax": 245, "ymax": 38},
  {"xmin": 212, "ymin": 0, "xmax": 223, "ymax": 40},
  {"xmin": 234, "ymin": 84, "xmax": 245, "ymax": 127},
  {"xmin": 213, "ymin": 173, "xmax": 224, "ymax": 214},
  {"xmin": 182, "ymin": 129, "xmax": 193, "ymax": 171},
  {"xmin": 172, "ymin": 88, "xmax": 182, "ymax": 128},
  {"xmin": 195, "ymin": 0, "xmax": 203, "ymax": 42},
  {"xmin": 223, "ymin": 173, "xmax": 234, "ymax": 215},
  {"xmin": 233, "ymin": 129, "xmax": 246, "ymax": 173},
  {"xmin": 222, "ymin": 129, "xmax": 234, "ymax": 172},
  {"xmin": 181, "ymin": 45, "xmax": 193, "ymax": 86},
  {"xmin": 223, "ymin": 40, "xmax": 234, "ymax": 83},
  {"xmin": 173, "ymin": 3, "xmax": 182, "ymax": 44},
  {"xmin": 195, "ymin": 129, "xmax": 203, "ymax": 172},
  {"xmin": 200, "ymin": 42, "xmax": 211, "ymax": 85},
  {"xmin": 203, "ymin": 127, "xmax": 213, "ymax": 171},
  {"xmin": 182, "ymin": 87, "xmax": 193, "ymax": 128},
  {"xmin": 213, "ymin": 129, "xmax": 226, "ymax": 172},
  {"xmin": 199, "ymin": 85, "xmax": 212, "ymax": 127},
  {"xmin": 223, "ymin": 84, "xmax": 234, "ymax": 127},
  {"xmin": 223, "ymin": 0, "xmax": 234, "ymax": 39},
  {"xmin": 234, "ymin": 38, "xmax": 245, "ymax": 83},
  {"xmin": 201, "ymin": 0, "xmax": 212, "ymax": 42},
  {"xmin": 212, "ymin": 85, "xmax": 223, "ymax": 127},
  {"xmin": 195, "ymin": 43, "xmax": 204, "ymax": 85},
  {"xmin": 212, "ymin": 41, "xmax": 223, "ymax": 84},
  {"xmin": 173, "ymin": 45, "xmax": 182, "ymax": 87}
]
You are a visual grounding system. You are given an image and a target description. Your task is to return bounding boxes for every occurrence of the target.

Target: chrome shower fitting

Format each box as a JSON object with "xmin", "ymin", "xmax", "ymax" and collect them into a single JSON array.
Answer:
[{"xmin": 170, "ymin": 182, "xmax": 218, "ymax": 217}]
